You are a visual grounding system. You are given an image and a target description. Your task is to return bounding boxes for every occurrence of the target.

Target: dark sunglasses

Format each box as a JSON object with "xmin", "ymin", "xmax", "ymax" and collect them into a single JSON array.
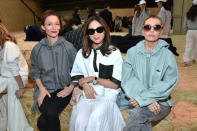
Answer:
[
  {"xmin": 87, "ymin": 26, "xmax": 104, "ymax": 35},
  {"xmin": 143, "ymin": 24, "xmax": 162, "ymax": 32}
]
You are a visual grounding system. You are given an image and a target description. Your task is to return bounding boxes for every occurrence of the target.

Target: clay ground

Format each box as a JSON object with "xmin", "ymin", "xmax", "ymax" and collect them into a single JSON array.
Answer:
[{"xmin": 170, "ymin": 35, "xmax": 197, "ymax": 131}]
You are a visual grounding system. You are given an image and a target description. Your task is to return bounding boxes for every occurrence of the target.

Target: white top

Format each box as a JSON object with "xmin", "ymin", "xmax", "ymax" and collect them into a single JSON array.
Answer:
[
  {"xmin": 71, "ymin": 47, "xmax": 122, "ymax": 81},
  {"xmin": 71, "ymin": 46, "xmax": 123, "ymax": 97},
  {"xmin": 0, "ymin": 41, "xmax": 28, "ymax": 78},
  {"xmin": 157, "ymin": 7, "xmax": 172, "ymax": 38}
]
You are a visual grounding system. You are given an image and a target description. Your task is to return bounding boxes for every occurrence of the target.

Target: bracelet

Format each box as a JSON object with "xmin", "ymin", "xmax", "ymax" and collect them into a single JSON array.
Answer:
[{"xmin": 93, "ymin": 77, "xmax": 98, "ymax": 85}]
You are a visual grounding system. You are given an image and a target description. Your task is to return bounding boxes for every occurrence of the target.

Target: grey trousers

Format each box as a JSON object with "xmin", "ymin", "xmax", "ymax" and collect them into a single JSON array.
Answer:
[{"xmin": 123, "ymin": 104, "xmax": 171, "ymax": 131}]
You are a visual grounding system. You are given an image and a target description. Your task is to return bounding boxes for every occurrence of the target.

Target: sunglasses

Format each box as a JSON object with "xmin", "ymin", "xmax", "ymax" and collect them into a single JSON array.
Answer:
[
  {"xmin": 143, "ymin": 24, "xmax": 162, "ymax": 32},
  {"xmin": 87, "ymin": 26, "xmax": 104, "ymax": 35}
]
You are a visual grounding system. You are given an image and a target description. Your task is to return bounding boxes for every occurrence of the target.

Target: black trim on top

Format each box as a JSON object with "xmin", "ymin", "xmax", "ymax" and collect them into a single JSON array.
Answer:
[
  {"xmin": 71, "ymin": 75, "xmax": 84, "ymax": 81},
  {"xmin": 93, "ymin": 49, "xmax": 98, "ymax": 72},
  {"xmin": 110, "ymin": 77, "xmax": 121, "ymax": 87},
  {"xmin": 92, "ymin": 44, "xmax": 105, "ymax": 72},
  {"xmin": 96, "ymin": 44, "xmax": 105, "ymax": 56},
  {"xmin": 120, "ymin": 86, "xmax": 130, "ymax": 101}
]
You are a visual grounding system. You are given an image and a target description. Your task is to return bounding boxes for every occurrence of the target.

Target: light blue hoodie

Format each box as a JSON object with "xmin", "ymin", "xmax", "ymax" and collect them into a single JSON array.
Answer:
[{"xmin": 121, "ymin": 39, "xmax": 178, "ymax": 107}]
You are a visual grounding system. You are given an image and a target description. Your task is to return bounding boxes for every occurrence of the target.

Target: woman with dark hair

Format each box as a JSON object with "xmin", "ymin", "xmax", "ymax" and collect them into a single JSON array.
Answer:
[
  {"xmin": 30, "ymin": 10, "xmax": 77, "ymax": 131},
  {"xmin": 87, "ymin": 7, "xmax": 96, "ymax": 19},
  {"xmin": 183, "ymin": 0, "xmax": 197, "ymax": 66},
  {"xmin": 132, "ymin": 0, "xmax": 150, "ymax": 36},
  {"xmin": 0, "ymin": 23, "xmax": 33, "ymax": 131},
  {"xmin": 61, "ymin": 17, "xmax": 73, "ymax": 34},
  {"xmin": 69, "ymin": 15, "xmax": 125, "ymax": 131},
  {"xmin": 155, "ymin": 0, "xmax": 172, "ymax": 38},
  {"xmin": 72, "ymin": 7, "xmax": 82, "ymax": 26}
]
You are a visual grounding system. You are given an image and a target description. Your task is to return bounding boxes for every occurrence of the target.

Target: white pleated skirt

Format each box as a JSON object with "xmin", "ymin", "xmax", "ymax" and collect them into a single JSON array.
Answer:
[
  {"xmin": 0, "ymin": 76, "xmax": 33, "ymax": 131},
  {"xmin": 69, "ymin": 84, "xmax": 125, "ymax": 131}
]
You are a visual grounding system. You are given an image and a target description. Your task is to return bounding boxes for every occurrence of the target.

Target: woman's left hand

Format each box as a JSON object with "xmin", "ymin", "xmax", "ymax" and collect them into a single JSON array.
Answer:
[
  {"xmin": 15, "ymin": 88, "xmax": 25, "ymax": 99},
  {"xmin": 79, "ymin": 77, "xmax": 94, "ymax": 86},
  {"xmin": 57, "ymin": 85, "xmax": 74, "ymax": 98},
  {"xmin": 129, "ymin": 98, "xmax": 139, "ymax": 107},
  {"xmin": 148, "ymin": 102, "xmax": 161, "ymax": 115}
]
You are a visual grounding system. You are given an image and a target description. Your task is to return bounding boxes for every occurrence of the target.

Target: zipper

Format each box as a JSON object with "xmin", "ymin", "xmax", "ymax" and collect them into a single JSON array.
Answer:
[{"xmin": 146, "ymin": 54, "xmax": 151, "ymax": 89}]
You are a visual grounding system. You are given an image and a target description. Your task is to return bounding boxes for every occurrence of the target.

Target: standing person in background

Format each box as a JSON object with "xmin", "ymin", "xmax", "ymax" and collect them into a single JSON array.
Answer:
[
  {"xmin": 114, "ymin": 16, "xmax": 122, "ymax": 32},
  {"xmin": 87, "ymin": 7, "xmax": 96, "ymax": 19},
  {"xmin": 86, "ymin": 7, "xmax": 91, "ymax": 18},
  {"xmin": 132, "ymin": 0, "xmax": 150, "ymax": 36},
  {"xmin": 61, "ymin": 17, "xmax": 73, "ymax": 34},
  {"xmin": 155, "ymin": 0, "xmax": 172, "ymax": 38},
  {"xmin": 24, "ymin": 25, "xmax": 44, "ymax": 41},
  {"xmin": 30, "ymin": 10, "xmax": 77, "ymax": 131},
  {"xmin": 122, "ymin": 15, "xmax": 178, "ymax": 131},
  {"xmin": 183, "ymin": 0, "xmax": 197, "ymax": 67},
  {"xmin": 64, "ymin": 27, "xmax": 83, "ymax": 51},
  {"xmin": 0, "ymin": 23, "xmax": 33, "ymax": 131},
  {"xmin": 128, "ymin": 16, "xmax": 133, "ymax": 35},
  {"xmin": 99, "ymin": 3, "xmax": 113, "ymax": 32},
  {"xmin": 72, "ymin": 7, "xmax": 82, "ymax": 26}
]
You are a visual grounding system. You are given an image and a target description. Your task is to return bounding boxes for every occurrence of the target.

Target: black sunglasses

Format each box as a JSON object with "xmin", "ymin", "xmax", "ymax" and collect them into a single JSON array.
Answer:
[
  {"xmin": 87, "ymin": 26, "xmax": 104, "ymax": 35},
  {"xmin": 143, "ymin": 24, "xmax": 162, "ymax": 32}
]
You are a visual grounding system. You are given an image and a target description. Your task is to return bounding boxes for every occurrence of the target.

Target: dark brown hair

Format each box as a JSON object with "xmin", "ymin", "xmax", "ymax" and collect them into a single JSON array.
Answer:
[
  {"xmin": 73, "ymin": 7, "xmax": 80, "ymax": 14},
  {"xmin": 82, "ymin": 15, "xmax": 114, "ymax": 58},
  {"xmin": 40, "ymin": 10, "xmax": 62, "ymax": 36},
  {"xmin": 186, "ymin": 5, "xmax": 197, "ymax": 22},
  {"xmin": 0, "ymin": 23, "xmax": 17, "ymax": 47}
]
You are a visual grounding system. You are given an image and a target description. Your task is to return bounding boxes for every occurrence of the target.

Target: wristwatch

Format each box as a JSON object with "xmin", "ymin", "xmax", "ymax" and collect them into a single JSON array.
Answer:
[{"xmin": 93, "ymin": 77, "xmax": 98, "ymax": 85}]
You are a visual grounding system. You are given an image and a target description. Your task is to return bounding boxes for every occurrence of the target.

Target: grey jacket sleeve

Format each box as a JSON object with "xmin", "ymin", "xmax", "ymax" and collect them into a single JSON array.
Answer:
[
  {"xmin": 68, "ymin": 45, "xmax": 77, "ymax": 71},
  {"xmin": 63, "ymin": 41, "xmax": 77, "ymax": 71},
  {"xmin": 29, "ymin": 44, "xmax": 41, "ymax": 80},
  {"xmin": 65, "ymin": 42, "xmax": 77, "ymax": 86}
]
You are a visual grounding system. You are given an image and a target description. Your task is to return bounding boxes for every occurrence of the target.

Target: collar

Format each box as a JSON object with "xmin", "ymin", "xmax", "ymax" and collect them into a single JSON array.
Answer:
[
  {"xmin": 41, "ymin": 36, "xmax": 64, "ymax": 47},
  {"xmin": 92, "ymin": 44, "xmax": 105, "ymax": 56},
  {"xmin": 136, "ymin": 39, "xmax": 169, "ymax": 55}
]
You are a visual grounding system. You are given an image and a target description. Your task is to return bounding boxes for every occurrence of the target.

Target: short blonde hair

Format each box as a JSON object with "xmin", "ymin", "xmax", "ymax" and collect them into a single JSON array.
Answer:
[{"xmin": 143, "ymin": 15, "xmax": 163, "ymax": 27}]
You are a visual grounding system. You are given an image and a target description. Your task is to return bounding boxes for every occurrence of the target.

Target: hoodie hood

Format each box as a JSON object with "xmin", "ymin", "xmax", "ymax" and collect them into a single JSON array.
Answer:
[
  {"xmin": 40, "ymin": 36, "xmax": 65, "ymax": 47},
  {"xmin": 136, "ymin": 39, "xmax": 169, "ymax": 55}
]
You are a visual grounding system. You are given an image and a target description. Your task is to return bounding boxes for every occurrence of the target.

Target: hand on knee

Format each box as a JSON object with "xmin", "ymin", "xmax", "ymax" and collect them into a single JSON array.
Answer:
[{"xmin": 148, "ymin": 102, "xmax": 161, "ymax": 115}]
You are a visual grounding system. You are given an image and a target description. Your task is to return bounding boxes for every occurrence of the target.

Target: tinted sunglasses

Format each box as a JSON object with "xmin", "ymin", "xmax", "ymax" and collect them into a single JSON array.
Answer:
[
  {"xmin": 143, "ymin": 24, "xmax": 162, "ymax": 32},
  {"xmin": 87, "ymin": 26, "xmax": 104, "ymax": 35}
]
